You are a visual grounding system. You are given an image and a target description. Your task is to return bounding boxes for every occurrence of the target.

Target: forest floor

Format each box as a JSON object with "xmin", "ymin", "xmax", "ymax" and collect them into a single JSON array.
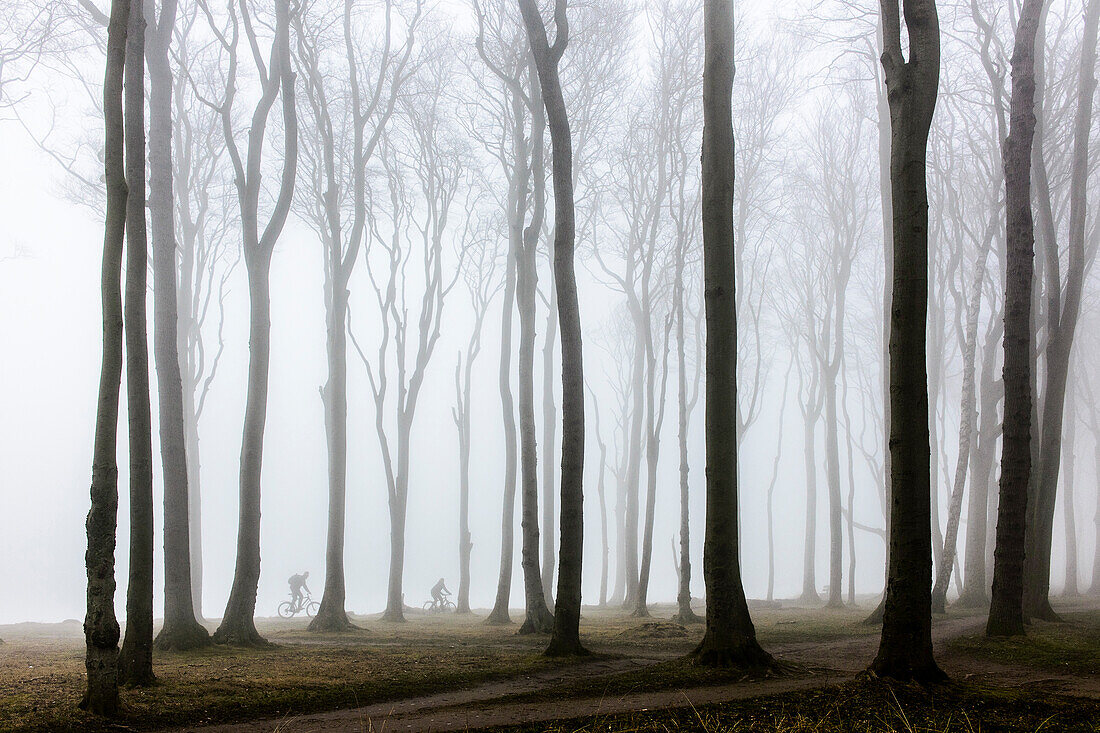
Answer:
[{"xmin": 1, "ymin": 596, "xmax": 1098, "ymax": 732}]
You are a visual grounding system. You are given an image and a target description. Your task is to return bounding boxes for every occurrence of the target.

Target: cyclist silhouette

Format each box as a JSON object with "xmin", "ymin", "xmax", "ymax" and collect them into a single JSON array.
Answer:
[
  {"xmin": 288, "ymin": 571, "xmax": 311, "ymax": 609},
  {"xmin": 431, "ymin": 577, "xmax": 450, "ymax": 607}
]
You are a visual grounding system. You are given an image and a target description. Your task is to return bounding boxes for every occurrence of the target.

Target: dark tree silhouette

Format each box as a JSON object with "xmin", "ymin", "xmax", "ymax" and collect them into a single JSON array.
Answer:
[
  {"xmin": 987, "ymin": 0, "xmax": 1045, "ymax": 639},
  {"xmin": 868, "ymin": 0, "xmax": 944, "ymax": 682},
  {"xmin": 690, "ymin": 0, "xmax": 772, "ymax": 669},
  {"xmin": 118, "ymin": 0, "xmax": 155, "ymax": 686},
  {"xmin": 518, "ymin": 0, "xmax": 586, "ymax": 658},
  {"xmin": 81, "ymin": 0, "xmax": 127, "ymax": 715},
  {"xmin": 149, "ymin": 0, "xmax": 210, "ymax": 653}
]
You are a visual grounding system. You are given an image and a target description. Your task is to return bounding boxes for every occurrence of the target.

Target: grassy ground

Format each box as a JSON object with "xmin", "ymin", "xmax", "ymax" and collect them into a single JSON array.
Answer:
[
  {"xmin": 1, "ymin": 602, "xmax": 1096, "ymax": 732},
  {"xmin": 948, "ymin": 608, "xmax": 1100, "ymax": 677},
  {"xmin": 502, "ymin": 680, "xmax": 1100, "ymax": 732},
  {"xmin": 0, "ymin": 613, "xmax": 566, "ymax": 733}
]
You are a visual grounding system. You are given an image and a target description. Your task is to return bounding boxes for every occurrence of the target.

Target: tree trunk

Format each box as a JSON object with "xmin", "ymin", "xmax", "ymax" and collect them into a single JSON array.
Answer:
[
  {"xmin": 1024, "ymin": 0, "xmax": 1098, "ymax": 622},
  {"xmin": 672, "ymin": 244, "xmax": 701, "ymax": 625},
  {"xmin": 869, "ymin": 0, "xmax": 944, "ymax": 682},
  {"xmin": 212, "ymin": 0, "xmax": 297, "ymax": 646},
  {"xmin": 184, "ymin": 387, "xmax": 205, "ymax": 620},
  {"xmin": 590, "ymin": 393, "xmax": 610, "ymax": 608},
  {"xmin": 541, "ymin": 287, "xmax": 558, "ymax": 605},
  {"xmin": 487, "ymin": 183, "xmax": 520, "ymax": 626},
  {"xmin": 518, "ymin": 70, "xmax": 553, "ymax": 635},
  {"xmin": 690, "ymin": 0, "xmax": 773, "ymax": 670},
  {"xmin": 956, "ymin": 316, "xmax": 1001, "ymax": 608},
  {"xmin": 311, "ymin": 286, "xmax": 357, "ymax": 631},
  {"xmin": 518, "ymin": 0, "xmax": 586, "ymax": 658},
  {"xmin": 800, "ymin": 381, "xmax": 822, "ymax": 604},
  {"xmin": 824, "ymin": 372, "xmax": 844, "ymax": 608},
  {"xmin": 81, "ymin": 0, "xmax": 128, "ymax": 713},
  {"xmin": 455, "ymin": 355, "xmax": 474, "ymax": 614},
  {"xmin": 621, "ymin": 327, "xmax": 644, "ymax": 609},
  {"xmin": 987, "ymin": 0, "xmax": 1044, "ymax": 639},
  {"xmin": 147, "ymin": 0, "xmax": 210, "ymax": 652},
  {"xmin": 1062, "ymin": 373, "xmax": 1078, "ymax": 597},
  {"xmin": 215, "ymin": 260, "xmax": 274, "ymax": 646},
  {"xmin": 119, "ymin": 0, "xmax": 155, "ymax": 686}
]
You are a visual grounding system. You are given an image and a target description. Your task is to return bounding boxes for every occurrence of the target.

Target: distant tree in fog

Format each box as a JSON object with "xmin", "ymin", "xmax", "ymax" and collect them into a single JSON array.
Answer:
[{"xmin": 196, "ymin": 0, "xmax": 299, "ymax": 647}]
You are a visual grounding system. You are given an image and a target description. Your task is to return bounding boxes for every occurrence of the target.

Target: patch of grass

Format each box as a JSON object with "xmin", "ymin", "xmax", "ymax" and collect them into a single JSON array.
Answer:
[
  {"xmin": 0, "ymin": 618, "xmax": 568, "ymax": 733},
  {"xmin": 499, "ymin": 680, "xmax": 1100, "ymax": 732},
  {"xmin": 949, "ymin": 610, "xmax": 1100, "ymax": 677}
]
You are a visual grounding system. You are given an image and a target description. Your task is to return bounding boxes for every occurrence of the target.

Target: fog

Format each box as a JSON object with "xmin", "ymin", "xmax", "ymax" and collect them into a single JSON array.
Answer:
[{"xmin": 0, "ymin": 0, "xmax": 1097, "ymax": 632}]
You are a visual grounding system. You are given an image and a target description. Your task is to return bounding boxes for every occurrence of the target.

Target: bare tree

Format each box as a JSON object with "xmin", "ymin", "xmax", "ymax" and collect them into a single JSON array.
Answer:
[
  {"xmin": 869, "ymin": 0, "xmax": 944, "ymax": 681},
  {"xmin": 987, "ymin": 0, "xmax": 1045, "ymax": 638},
  {"xmin": 81, "ymin": 0, "xmax": 127, "ymax": 714},
  {"xmin": 452, "ymin": 218, "xmax": 501, "ymax": 614},
  {"xmin": 118, "ymin": 0, "xmax": 154, "ymax": 686},
  {"xmin": 1024, "ymin": 0, "xmax": 1099, "ymax": 621},
  {"xmin": 518, "ymin": 0, "xmax": 586, "ymax": 657},
  {"xmin": 148, "ymin": 0, "xmax": 211, "ymax": 652},
  {"xmin": 291, "ymin": 0, "xmax": 422, "ymax": 632},
  {"xmin": 196, "ymin": 0, "xmax": 299, "ymax": 646},
  {"xmin": 690, "ymin": 0, "xmax": 772, "ymax": 669}
]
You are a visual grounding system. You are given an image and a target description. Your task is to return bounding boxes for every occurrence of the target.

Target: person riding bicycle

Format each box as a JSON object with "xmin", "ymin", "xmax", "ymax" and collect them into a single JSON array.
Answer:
[
  {"xmin": 288, "ymin": 571, "xmax": 311, "ymax": 609},
  {"xmin": 430, "ymin": 577, "xmax": 451, "ymax": 608}
]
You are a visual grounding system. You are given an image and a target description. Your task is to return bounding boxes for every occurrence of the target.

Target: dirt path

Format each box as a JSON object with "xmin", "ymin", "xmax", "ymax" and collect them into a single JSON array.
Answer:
[{"xmin": 171, "ymin": 613, "xmax": 1100, "ymax": 733}]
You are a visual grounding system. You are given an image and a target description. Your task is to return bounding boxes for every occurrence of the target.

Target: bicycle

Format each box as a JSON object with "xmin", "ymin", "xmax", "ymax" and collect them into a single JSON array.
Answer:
[
  {"xmin": 278, "ymin": 591, "xmax": 319, "ymax": 619},
  {"xmin": 422, "ymin": 596, "xmax": 456, "ymax": 613}
]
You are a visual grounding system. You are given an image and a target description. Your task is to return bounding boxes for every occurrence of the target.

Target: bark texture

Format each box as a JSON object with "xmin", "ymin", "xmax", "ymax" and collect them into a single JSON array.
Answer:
[
  {"xmin": 518, "ymin": 0, "xmax": 587, "ymax": 658},
  {"xmin": 690, "ymin": 0, "xmax": 772, "ymax": 670},
  {"xmin": 148, "ymin": 0, "xmax": 210, "ymax": 653},
  {"xmin": 987, "ymin": 0, "xmax": 1044, "ymax": 638},
  {"xmin": 119, "ymin": 0, "xmax": 155, "ymax": 686},
  {"xmin": 870, "ymin": 0, "xmax": 944, "ymax": 682},
  {"xmin": 82, "ymin": 0, "xmax": 128, "ymax": 713}
]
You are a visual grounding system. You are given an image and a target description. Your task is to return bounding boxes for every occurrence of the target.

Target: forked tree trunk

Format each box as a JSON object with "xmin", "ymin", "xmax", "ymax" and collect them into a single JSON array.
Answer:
[
  {"xmin": 82, "ymin": 0, "xmax": 128, "ymax": 714},
  {"xmin": 148, "ymin": 0, "xmax": 210, "ymax": 652},
  {"xmin": 869, "ymin": 0, "xmax": 944, "ymax": 682},
  {"xmin": 518, "ymin": 0, "xmax": 586, "ymax": 658},
  {"xmin": 119, "ymin": 0, "xmax": 155, "ymax": 686},
  {"xmin": 214, "ymin": 0, "xmax": 298, "ymax": 645},
  {"xmin": 691, "ymin": 0, "xmax": 773, "ymax": 670},
  {"xmin": 1024, "ymin": 0, "xmax": 1098, "ymax": 621},
  {"xmin": 987, "ymin": 0, "xmax": 1044, "ymax": 639}
]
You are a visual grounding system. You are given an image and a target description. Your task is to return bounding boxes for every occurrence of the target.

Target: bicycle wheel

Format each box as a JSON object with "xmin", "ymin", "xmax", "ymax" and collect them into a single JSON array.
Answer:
[
  {"xmin": 306, "ymin": 601, "xmax": 319, "ymax": 618},
  {"xmin": 277, "ymin": 601, "xmax": 295, "ymax": 619},
  {"xmin": 443, "ymin": 600, "xmax": 456, "ymax": 612}
]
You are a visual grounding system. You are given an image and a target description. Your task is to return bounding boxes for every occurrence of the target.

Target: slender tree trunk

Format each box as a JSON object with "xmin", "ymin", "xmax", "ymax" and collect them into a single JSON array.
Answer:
[
  {"xmin": 487, "ymin": 197, "xmax": 519, "ymax": 626},
  {"xmin": 764, "ymin": 366, "xmax": 792, "ymax": 607},
  {"xmin": 1024, "ymin": 0, "xmax": 1098, "ymax": 621},
  {"xmin": 824, "ymin": 372, "xmax": 844, "ymax": 608},
  {"xmin": 216, "ymin": 259, "xmax": 274, "ymax": 645},
  {"xmin": 119, "ymin": 0, "xmax": 155, "ymax": 686},
  {"xmin": 870, "ymin": 0, "xmax": 944, "ymax": 682},
  {"xmin": 213, "ymin": 0, "xmax": 297, "ymax": 646},
  {"xmin": 621, "ymin": 331, "xmax": 644, "ymax": 609},
  {"xmin": 987, "ymin": 0, "xmax": 1044, "ymax": 639},
  {"xmin": 690, "ymin": 0, "xmax": 773, "ymax": 669},
  {"xmin": 184, "ymin": 390, "xmax": 205, "ymax": 620},
  {"xmin": 957, "ymin": 318, "xmax": 1001, "ymax": 608},
  {"xmin": 673, "ymin": 251, "xmax": 701, "ymax": 625},
  {"xmin": 455, "ymin": 356, "xmax": 474, "ymax": 614},
  {"xmin": 383, "ymin": 447, "xmax": 410, "ymax": 622},
  {"xmin": 311, "ymin": 285, "xmax": 357, "ymax": 631},
  {"xmin": 590, "ymin": 388, "xmax": 611, "ymax": 608},
  {"xmin": 518, "ymin": 71, "xmax": 553, "ymax": 634},
  {"xmin": 636, "ymin": 321, "xmax": 670, "ymax": 617},
  {"xmin": 1062, "ymin": 374, "xmax": 1078, "ymax": 597},
  {"xmin": 800, "ymin": 386, "xmax": 821, "ymax": 604},
  {"xmin": 147, "ymin": 0, "xmax": 210, "ymax": 652},
  {"xmin": 82, "ymin": 0, "xmax": 128, "ymax": 712},
  {"xmin": 541, "ymin": 289, "xmax": 559, "ymax": 604},
  {"xmin": 519, "ymin": 0, "xmax": 586, "ymax": 658}
]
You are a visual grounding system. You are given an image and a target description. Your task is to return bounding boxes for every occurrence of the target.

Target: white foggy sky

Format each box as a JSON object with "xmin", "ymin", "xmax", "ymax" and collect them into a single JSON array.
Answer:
[{"xmin": 1, "ymin": 0, "xmax": 1097, "ymax": 625}]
